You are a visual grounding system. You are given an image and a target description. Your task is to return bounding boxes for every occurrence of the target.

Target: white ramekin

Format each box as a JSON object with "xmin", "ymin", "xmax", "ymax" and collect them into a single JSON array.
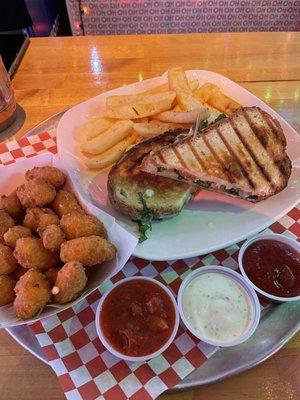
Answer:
[
  {"xmin": 177, "ymin": 266, "xmax": 261, "ymax": 347},
  {"xmin": 95, "ymin": 276, "xmax": 179, "ymax": 362},
  {"xmin": 238, "ymin": 233, "xmax": 300, "ymax": 303}
]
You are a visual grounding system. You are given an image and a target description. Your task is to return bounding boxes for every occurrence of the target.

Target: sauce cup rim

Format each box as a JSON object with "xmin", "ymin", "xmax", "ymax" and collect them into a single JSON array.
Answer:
[
  {"xmin": 95, "ymin": 276, "xmax": 179, "ymax": 362},
  {"xmin": 177, "ymin": 265, "xmax": 261, "ymax": 347},
  {"xmin": 238, "ymin": 233, "xmax": 300, "ymax": 303}
]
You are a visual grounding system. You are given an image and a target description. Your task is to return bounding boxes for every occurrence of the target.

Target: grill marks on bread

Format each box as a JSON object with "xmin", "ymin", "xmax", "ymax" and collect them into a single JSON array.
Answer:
[{"xmin": 144, "ymin": 107, "xmax": 291, "ymax": 201}]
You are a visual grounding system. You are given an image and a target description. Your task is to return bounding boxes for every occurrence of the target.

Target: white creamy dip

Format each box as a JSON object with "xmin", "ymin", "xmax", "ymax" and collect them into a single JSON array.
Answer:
[{"xmin": 182, "ymin": 272, "xmax": 251, "ymax": 343}]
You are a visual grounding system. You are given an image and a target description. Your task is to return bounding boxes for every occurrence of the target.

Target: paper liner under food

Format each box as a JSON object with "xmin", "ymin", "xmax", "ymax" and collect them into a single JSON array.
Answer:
[{"xmin": 0, "ymin": 152, "xmax": 138, "ymax": 328}]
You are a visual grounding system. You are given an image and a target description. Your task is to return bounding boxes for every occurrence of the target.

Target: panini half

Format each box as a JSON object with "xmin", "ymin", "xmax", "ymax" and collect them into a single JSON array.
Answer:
[
  {"xmin": 107, "ymin": 130, "xmax": 196, "ymax": 220},
  {"xmin": 141, "ymin": 107, "xmax": 292, "ymax": 202}
]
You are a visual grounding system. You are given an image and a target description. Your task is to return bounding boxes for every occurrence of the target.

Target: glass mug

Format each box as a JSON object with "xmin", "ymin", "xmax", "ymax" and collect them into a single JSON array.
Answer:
[{"xmin": 0, "ymin": 56, "xmax": 17, "ymax": 132}]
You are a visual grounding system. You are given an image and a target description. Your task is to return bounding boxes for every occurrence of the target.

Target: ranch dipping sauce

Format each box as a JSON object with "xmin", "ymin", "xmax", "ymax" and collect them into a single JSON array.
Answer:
[{"xmin": 182, "ymin": 272, "xmax": 251, "ymax": 343}]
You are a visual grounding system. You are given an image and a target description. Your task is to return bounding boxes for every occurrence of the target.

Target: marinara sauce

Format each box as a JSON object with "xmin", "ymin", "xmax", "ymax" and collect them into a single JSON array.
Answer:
[
  {"xmin": 243, "ymin": 239, "xmax": 300, "ymax": 297},
  {"xmin": 100, "ymin": 279, "xmax": 176, "ymax": 356}
]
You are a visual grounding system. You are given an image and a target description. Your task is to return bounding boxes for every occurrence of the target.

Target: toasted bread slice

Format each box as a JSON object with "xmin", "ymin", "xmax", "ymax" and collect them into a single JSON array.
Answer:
[
  {"xmin": 141, "ymin": 107, "xmax": 292, "ymax": 202},
  {"xmin": 107, "ymin": 130, "xmax": 196, "ymax": 220}
]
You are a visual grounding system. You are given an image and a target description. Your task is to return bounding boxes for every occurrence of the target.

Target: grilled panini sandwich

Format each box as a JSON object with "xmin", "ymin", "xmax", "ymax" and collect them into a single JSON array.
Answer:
[
  {"xmin": 141, "ymin": 107, "xmax": 292, "ymax": 202},
  {"xmin": 107, "ymin": 130, "xmax": 196, "ymax": 220}
]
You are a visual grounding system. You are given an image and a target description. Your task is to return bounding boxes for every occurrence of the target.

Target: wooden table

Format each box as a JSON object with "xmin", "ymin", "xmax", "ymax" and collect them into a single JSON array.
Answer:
[{"xmin": 0, "ymin": 32, "xmax": 299, "ymax": 400}]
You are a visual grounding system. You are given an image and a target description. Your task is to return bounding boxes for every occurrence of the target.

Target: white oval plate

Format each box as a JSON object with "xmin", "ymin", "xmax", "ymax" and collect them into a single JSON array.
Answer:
[{"xmin": 57, "ymin": 70, "xmax": 300, "ymax": 261}]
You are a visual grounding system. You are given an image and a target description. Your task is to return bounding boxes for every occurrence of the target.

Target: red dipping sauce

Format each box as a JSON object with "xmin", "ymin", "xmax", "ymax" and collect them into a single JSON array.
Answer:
[
  {"xmin": 100, "ymin": 279, "xmax": 176, "ymax": 357},
  {"xmin": 242, "ymin": 239, "xmax": 300, "ymax": 298}
]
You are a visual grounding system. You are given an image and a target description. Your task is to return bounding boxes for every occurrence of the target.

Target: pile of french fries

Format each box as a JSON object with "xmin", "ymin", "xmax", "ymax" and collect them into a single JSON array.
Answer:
[{"xmin": 80, "ymin": 67, "xmax": 241, "ymax": 170}]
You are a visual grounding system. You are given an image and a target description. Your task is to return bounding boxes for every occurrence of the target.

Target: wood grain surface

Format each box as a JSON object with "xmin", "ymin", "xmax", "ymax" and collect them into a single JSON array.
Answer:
[{"xmin": 0, "ymin": 32, "xmax": 299, "ymax": 400}]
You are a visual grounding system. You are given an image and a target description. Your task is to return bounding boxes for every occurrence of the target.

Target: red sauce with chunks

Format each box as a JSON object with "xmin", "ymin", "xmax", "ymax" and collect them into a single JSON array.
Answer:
[
  {"xmin": 100, "ymin": 279, "xmax": 176, "ymax": 356},
  {"xmin": 243, "ymin": 239, "xmax": 300, "ymax": 297}
]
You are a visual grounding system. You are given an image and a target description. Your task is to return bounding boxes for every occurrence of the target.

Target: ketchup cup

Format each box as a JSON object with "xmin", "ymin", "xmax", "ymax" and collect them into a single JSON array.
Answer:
[{"xmin": 239, "ymin": 233, "xmax": 300, "ymax": 303}]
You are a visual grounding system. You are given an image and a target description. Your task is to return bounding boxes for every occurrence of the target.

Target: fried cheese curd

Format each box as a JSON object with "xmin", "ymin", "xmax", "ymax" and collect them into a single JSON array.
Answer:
[
  {"xmin": 60, "ymin": 236, "xmax": 116, "ymax": 266},
  {"xmin": 53, "ymin": 261, "xmax": 87, "ymax": 304},
  {"xmin": 25, "ymin": 166, "xmax": 66, "ymax": 188},
  {"xmin": 60, "ymin": 212, "xmax": 107, "ymax": 240},
  {"xmin": 0, "ymin": 243, "xmax": 18, "ymax": 275},
  {"xmin": 51, "ymin": 189, "xmax": 85, "ymax": 218},
  {"xmin": 14, "ymin": 269, "xmax": 51, "ymax": 319},
  {"xmin": 0, "ymin": 164, "xmax": 117, "ymax": 319},
  {"xmin": 0, "ymin": 275, "xmax": 16, "ymax": 306},
  {"xmin": 39, "ymin": 224, "xmax": 65, "ymax": 252},
  {"xmin": 0, "ymin": 191, "xmax": 23, "ymax": 219},
  {"xmin": 16, "ymin": 178, "xmax": 56, "ymax": 208},
  {"xmin": 44, "ymin": 268, "xmax": 59, "ymax": 284},
  {"xmin": 4, "ymin": 225, "xmax": 32, "ymax": 249},
  {"xmin": 0, "ymin": 210, "xmax": 15, "ymax": 242},
  {"xmin": 14, "ymin": 237, "xmax": 58, "ymax": 270},
  {"xmin": 23, "ymin": 207, "xmax": 59, "ymax": 232}
]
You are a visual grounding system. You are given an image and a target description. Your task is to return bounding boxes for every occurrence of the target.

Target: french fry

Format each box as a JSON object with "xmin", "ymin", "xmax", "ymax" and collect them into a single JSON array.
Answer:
[
  {"xmin": 86, "ymin": 134, "xmax": 138, "ymax": 169},
  {"xmin": 194, "ymin": 83, "xmax": 241, "ymax": 115},
  {"xmin": 105, "ymin": 91, "xmax": 176, "ymax": 119},
  {"xmin": 81, "ymin": 118, "xmax": 114, "ymax": 141},
  {"xmin": 135, "ymin": 117, "xmax": 148, "ymax": 123},
  {"xmin": 189, "ymin": 78, "xmax": 199, "ymax": 92},
  {"xmin": 79, "ymin": 69, "xmax": 243, "ymax": 172},
  {"xmin": 155, "ymin": 110, "xmax": 199, "ymax": 124},
  {"xmin": 142, "ymin": 78, "xmax": 199, "ymax": 95},
  {"xmin": 133, "ymin": 121, "xmax": 184, "ymax": 138},
  {"xmin": 173, "ymin": 104, "xmax": 182, "ymax": 111},
  {"xmin": 168, "ymin": 67, "xmax": 209, "ymax": 120},
  {"xmin": 81, "ymin": 120, "xmax": 133, "ymax": 155}
]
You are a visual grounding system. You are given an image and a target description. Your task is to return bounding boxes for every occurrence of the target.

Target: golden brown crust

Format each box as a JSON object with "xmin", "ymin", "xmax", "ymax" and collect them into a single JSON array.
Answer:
[
  {"xmin": 39, "ymin": 224, "xmax": 65, "ymax": 252},
  {"xmin": 53, "ymin": 261, "xmax": 87, "ymax": 304},
  {"xmin": 13, "ymin": 269, "xmax": 51, "ymax": 319},
  {"xmin": 60, "ymin": 236, "xmax": 116, "ymax": 266},
  {"xmin": 108, "ymin": 130, "xmax": 194, "ymax": 219},
  {"xmin": 16, "ymin": 178, "xmax": 56, "ymax": 208},
  {"xmin": 51, "ymin": 190, "xmax": 85, "ymax": 218},
  {"xmin": 4, "ymin": 225, "xmax": 32, "ymax": 249},
  {"xmin": 44, "ymin": 268, "xmax": 60, "ymax": 284},
  {"xmin": 0, "ymin": 275, "xmax": 16, "ymax": 306},
  {"xmin": 0, "ymin": 192, "xmax": 23, "ymax": 219},
  {"xmin": 23, "ymin": 207, "xmax": 59, "ymax": 232},
  {"xmin": 25, "ymin": 166, "xmax": 66, "ymax": 187},
  {"xmin": 0, "ymin": 210, "xmax": 15, "ymax": 242},
  {"xmin": 60, "ymin": 212, "xmax": 107, "ymax": 240},
  {"xmin": 0, "ymin": 243, "xmax": 18, "ymax": 275},
  {"xmin": 14, "ymin": 237, "xmax": 59, "ymax": 270}
]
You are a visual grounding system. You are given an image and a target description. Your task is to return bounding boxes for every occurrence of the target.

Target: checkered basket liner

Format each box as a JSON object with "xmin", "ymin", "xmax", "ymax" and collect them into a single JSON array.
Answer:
[{"xmin": 1, "ymin": 131, "xmax": 299, "ymax": 400}]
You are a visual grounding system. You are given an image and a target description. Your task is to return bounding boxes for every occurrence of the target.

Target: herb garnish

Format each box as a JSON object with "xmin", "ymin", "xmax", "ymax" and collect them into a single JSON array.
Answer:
[
  {"xmin": 199, "ymin": 120, "xmax": 209, "ymax": 130},
  {"xmin": 134, "ymin": 192, "xmax": 154, "ymax": 243},
  {"xmin": 199, "ymin": 113, "xmax": 227, "ymax": 131},
  {"xmin": 213, "ymin": 113, "xmax": 227, "ymax": 123}
]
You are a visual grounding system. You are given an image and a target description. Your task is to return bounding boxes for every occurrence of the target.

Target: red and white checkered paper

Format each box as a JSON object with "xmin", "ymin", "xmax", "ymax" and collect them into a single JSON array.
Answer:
[{"xmin": 1, "ymin": 132, "xmax": 299, "ymax": 400}]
